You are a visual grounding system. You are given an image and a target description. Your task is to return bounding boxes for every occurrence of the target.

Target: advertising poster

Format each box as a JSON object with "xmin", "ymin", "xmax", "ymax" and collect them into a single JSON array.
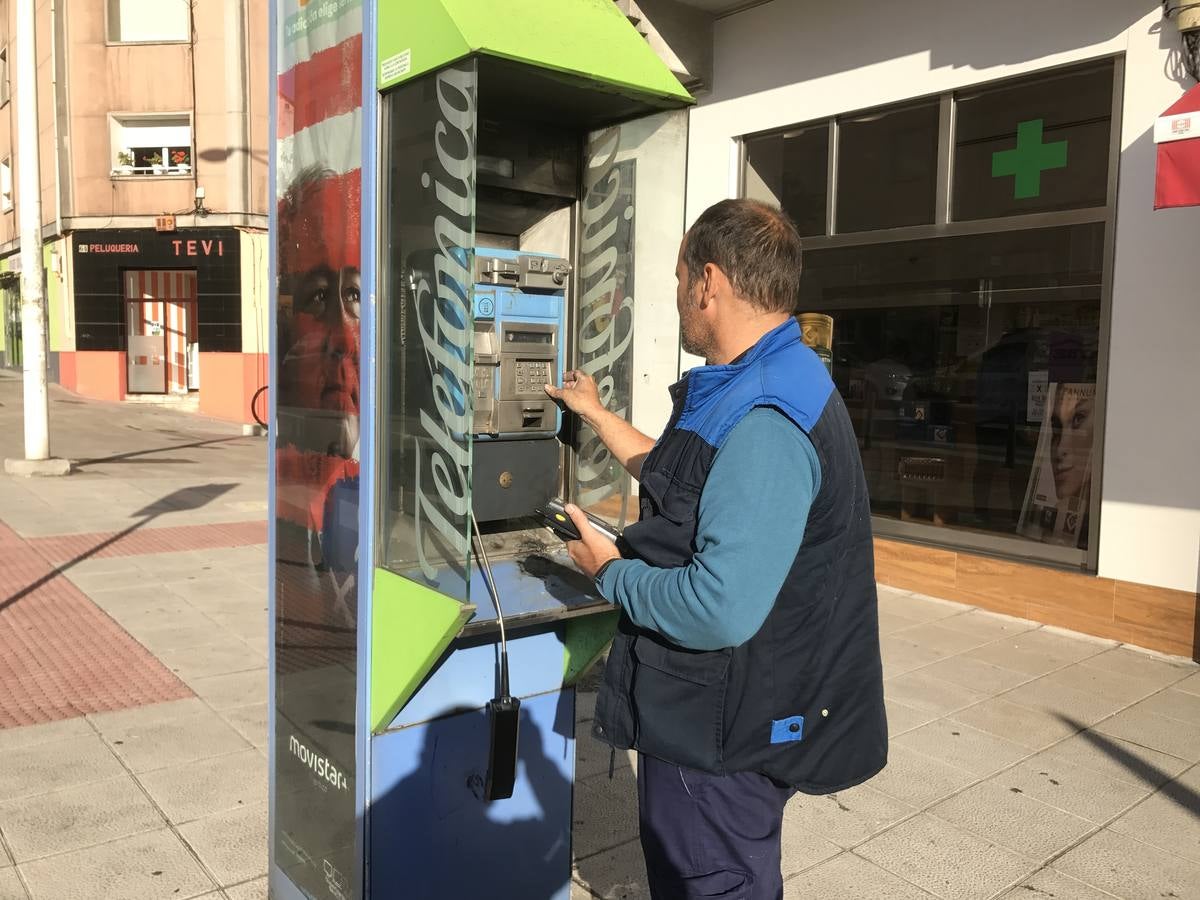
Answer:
[
  {"xmin": 1018, "ymin": 382, "xmax": 1095, "ymax": 549},
  {"xmin": 273, "ymin": 0, "xmax": 363, "ymax": 897}
]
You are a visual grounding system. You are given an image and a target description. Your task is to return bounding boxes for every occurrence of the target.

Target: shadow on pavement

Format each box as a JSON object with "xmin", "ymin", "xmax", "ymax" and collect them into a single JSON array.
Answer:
[
  {"xmin": 1057, "ymin": 714, "xmax": 1200, "ymax": 816},
  {"xmin": 0, "ymin": 482, "xmax": 238, "ymax": 613},
  {"xmin": 72, "ymin": 436, "xmax": 246, "ymax": 470},
  {"xmin": 361, "ymin": 702, "xmax": 573, "ymax": 899}
]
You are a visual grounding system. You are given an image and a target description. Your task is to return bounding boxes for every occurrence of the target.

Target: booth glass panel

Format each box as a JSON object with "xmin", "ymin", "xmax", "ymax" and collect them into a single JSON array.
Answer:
[
  {"xmin": 574, "ymin": 109, "xmax": 688, "ymax": 527},
  {"xmin": 379, "ymin": 60, "xmax": 477, "ymax": 604}
]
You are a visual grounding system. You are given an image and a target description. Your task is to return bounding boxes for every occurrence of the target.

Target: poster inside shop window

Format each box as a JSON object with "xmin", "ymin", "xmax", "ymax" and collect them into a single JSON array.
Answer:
[{"xmin": 1018, "ymin": 382, "xmax": 1095, "ymax": 549}]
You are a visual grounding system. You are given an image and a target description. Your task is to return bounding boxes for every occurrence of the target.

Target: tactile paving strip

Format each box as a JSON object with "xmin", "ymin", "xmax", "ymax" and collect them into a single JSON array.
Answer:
[
  {"xmin": 0, "ymin": 521, "xmax": 267, "ymax": 728},
  {"xmin": 27, "ymin": 520, "xmax": 267, "ymax": 563}
]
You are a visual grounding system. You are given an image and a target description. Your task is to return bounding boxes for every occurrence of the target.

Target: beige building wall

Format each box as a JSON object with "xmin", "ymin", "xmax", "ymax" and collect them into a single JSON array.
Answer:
[
  {"xmin": 66, "ymin": 0, "xmax": 196, "ymax": 220},
  {"xmin": 0, "ymin": 0, "xmax": 69, "ymax": 249},
  {"xmin": 0, "ymin": 0, "xmax": 74, "ymax": 245},
  {"xmin": 248, "ymin": 0, "xmax": 268, "ymax": 215},
  {"xmin": 0, "ymin": 2, "xmax": 11, "ymax": 248},
  {"xmin": 0, "ymin": 0, "xmax": 267, "ymax": 255}
]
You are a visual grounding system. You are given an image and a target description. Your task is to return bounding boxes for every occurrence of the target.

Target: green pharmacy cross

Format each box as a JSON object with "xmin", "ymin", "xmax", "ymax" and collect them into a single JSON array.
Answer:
[{"xmin": 991, "ymin": 118, "xmax": 1068, "ymax": 200}]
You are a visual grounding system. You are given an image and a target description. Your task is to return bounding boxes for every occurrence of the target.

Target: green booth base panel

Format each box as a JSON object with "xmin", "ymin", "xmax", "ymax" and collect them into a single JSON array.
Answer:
[
  {"xmin": 563, "ymin": 608, "xmax": 619, "ymax": 686},
  {"xmin": 370, "ymin": 567, "xmax": 475, "ymax": 733}
]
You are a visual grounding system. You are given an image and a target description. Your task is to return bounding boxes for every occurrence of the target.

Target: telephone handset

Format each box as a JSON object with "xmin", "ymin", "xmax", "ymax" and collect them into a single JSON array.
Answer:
[{"xmin": 470, "ymin": 511, "xmax": 519, "ymax": 802}]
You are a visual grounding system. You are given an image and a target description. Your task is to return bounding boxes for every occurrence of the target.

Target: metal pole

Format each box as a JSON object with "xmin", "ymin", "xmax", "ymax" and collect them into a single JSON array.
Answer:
[
  {"xmin": 224, "ymin": 0, "xmax": 250, "ymax": 218},
  {"xmin": 16, "ymin": 0, "xmax": 49, "ymax": 461}
]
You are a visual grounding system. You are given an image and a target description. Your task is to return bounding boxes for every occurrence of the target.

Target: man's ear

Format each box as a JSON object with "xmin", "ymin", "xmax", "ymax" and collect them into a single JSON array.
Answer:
[{"xmin": 699, "ymin": 262, "xmax": 723, "ymax": 308}]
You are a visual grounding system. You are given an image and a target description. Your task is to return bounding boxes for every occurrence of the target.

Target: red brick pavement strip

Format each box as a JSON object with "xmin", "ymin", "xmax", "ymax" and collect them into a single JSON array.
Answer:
[
  {"xmin": 0, "ymin": 519, "xmax": 267, "ymax": 729},
  {"xmin": 27, "ymin": 519, "xmax": 268, "ymax": 563}
]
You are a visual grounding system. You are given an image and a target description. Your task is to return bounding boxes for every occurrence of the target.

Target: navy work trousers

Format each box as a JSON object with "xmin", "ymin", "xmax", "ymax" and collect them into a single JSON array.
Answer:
[{"xmin": 637, "ymin": 753, "xmax": 796, "ymax": 899}]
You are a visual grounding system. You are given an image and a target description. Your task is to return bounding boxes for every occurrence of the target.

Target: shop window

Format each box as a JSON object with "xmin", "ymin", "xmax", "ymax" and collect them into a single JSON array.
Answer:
[
  {"xmin": 953, "ymin": 60, "xmax": 1115, "ymax": 220},
  {"xmin": 798, "ymin": 223, "xmax": 1105, "ymax": 557},
  {"xmin": 744, "ymin": 123, "xmax": 828, "ymax": 237},
  {"xmin": 1, "ymin": 159, "xmax": 12, "ymax": 212},
  {"xmin": 836, "ymin": 101, "xmax": 939, "ymax": 233},
  {"xmin": 109, "ymin": 115, "xmax": 192, "ymax": 176},
  {"xmin": 107, "ymin": 0, "xmax": 190, "ymax": 43}
]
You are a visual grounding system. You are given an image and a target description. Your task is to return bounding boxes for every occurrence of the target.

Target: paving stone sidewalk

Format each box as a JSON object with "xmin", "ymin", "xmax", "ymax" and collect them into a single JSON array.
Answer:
[{"xmin": 1, "ymin": 374, "xmax": 1198, "ymax": 900}]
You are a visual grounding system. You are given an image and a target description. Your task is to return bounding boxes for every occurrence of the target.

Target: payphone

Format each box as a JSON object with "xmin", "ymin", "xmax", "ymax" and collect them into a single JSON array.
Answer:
[
  {"xmin": 471, "ymin": 248, "xmax": 568, "ymax": 523},
  {"xmin": 269, "ymin": 2, "xmax": 692, "ymax": 898}
]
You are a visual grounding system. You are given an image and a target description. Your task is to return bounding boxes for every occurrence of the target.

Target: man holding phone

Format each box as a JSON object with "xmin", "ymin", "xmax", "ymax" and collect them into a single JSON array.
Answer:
[{"xmin": 545, "ymin": 199, "xmax": 887, "ymax": 900}]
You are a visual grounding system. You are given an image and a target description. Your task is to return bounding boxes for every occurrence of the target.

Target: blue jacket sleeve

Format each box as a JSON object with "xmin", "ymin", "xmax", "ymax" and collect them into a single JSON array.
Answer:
[{"xmin": 596, "ymin": 407, "xmax": 821, "ymax": 650}]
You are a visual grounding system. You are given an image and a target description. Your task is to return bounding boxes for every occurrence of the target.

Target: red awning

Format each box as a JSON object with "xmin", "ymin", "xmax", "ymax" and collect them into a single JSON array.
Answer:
[{"xmin": 1155, "ymin": 84, "xmax": 1200, "ymax": 209}]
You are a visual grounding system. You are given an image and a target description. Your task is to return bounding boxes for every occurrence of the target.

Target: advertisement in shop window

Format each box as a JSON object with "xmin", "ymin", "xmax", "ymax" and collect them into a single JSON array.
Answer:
[{"xmin": 1019, "ymin": 382, "xmax": 1096, "ymax": 550}]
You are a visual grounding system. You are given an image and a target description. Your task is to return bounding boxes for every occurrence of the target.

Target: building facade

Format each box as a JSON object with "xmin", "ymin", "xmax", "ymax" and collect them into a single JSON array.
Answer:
[
  {"xmin": 615, "ymin": 0, "xmax": 1198, "ymax": 659},
  {"xmin": 0, "ymin": 0, "xmax": 268, "ymax": 424}
]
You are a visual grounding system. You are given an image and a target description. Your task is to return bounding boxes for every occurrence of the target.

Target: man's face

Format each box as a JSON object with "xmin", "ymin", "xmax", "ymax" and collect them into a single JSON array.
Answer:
[
  {"xmin": 675, "ymin": 241, "xmax": 714, "ymax": 360},
  {"xmin": 281, "ymin": 266, "xmax": 362, "ymax": 415},
  {"xmin": 1050, "ymin": 387, "xmax": 1094, "ymax": 502}
]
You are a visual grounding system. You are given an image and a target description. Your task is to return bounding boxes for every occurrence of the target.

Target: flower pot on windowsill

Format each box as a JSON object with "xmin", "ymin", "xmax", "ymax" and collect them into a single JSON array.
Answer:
[
  {"xmin": 176, "ymin": 164, "xmax": 191, "ymax": 175},
  {"xmin": 151, "ymin": 165, "xmax": 165, "ymax": 175}
]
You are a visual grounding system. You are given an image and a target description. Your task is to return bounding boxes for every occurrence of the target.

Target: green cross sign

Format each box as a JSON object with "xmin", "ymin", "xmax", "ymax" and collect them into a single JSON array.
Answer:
[{"xmin": 991, "ymin": 119, "xmax": 1068, "ymax": 200}]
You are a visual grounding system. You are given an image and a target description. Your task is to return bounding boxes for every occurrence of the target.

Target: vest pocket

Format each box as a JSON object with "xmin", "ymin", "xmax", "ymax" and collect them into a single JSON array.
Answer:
[
  {"xmin": 631, "ymin": 638, "xmax": 731, "ymax": 774},
  {"xmin": 638, "ymin": 470, "xmax": 699, "ymax": 525}
]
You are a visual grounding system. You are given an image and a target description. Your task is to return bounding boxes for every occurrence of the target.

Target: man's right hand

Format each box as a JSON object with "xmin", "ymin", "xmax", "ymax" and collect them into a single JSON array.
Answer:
[
  {"xmin": 545, "ymin": 369, "xmax": 603, "ymax": 422},
  {"xmin": 546, "ymin": 368, "xmax": 656, "ymax": 481}
]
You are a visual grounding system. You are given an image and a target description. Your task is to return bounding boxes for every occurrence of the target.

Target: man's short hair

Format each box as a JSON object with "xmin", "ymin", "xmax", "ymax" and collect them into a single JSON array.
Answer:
[{"xmin": 683, "ymin": 199, "xmax": 803, "ymax": 314}]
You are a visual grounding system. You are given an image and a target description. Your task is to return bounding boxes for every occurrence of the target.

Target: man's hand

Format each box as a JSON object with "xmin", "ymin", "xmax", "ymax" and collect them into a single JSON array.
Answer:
[
  {"xmin": 546, "ymin": 369, "xmax": 657, "ymax": 482},
  {"xmin": 545, "ymin": 370, "xmax": 603, "ymax": 422},
  {"xmin": 563, "ymin": 503, "xmax": 621, "ymax": 579}
]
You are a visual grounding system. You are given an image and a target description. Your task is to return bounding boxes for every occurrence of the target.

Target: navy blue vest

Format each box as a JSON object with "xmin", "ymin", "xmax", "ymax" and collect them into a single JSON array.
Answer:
[{"xmin": 593, "ymin": 319, "xmax": 887, "ymax": 793}]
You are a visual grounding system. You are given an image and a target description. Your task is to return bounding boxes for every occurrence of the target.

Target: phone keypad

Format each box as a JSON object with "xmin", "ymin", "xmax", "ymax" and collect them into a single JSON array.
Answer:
[{"xmin": 515, "ymin": 360, "xmax": 552, "ymax": 394}]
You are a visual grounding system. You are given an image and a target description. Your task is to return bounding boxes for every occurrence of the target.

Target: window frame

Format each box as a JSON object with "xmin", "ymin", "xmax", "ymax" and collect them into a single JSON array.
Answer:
[
  {"xmin": 738, "ymin": 54, "xmax": 1125, "ymax": 573},
  {"xmin": 1, "ymin": 157, "xmax": 13, "ymax": 212},
  {"xmin": 104, "ymin": 0, "xmax": 192, "ymax": 46},
  {"xmin": 107, "ymin": 112, "xmax": 195, "ymax": 179}
]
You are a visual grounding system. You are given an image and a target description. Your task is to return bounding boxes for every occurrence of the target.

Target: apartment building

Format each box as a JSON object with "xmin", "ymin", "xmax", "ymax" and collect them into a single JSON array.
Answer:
[{"xmin": 0, "ymin": 0, "xmax": 268, "ymax": 425}]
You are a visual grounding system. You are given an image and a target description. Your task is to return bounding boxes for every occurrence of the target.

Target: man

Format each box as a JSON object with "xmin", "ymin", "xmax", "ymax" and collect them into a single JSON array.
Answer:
[{"xmin": 546, "ymin": 199, "xmax": 887, "ymax": 899}]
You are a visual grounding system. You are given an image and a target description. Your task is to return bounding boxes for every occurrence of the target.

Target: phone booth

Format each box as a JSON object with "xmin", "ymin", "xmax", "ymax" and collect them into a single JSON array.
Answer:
[{"xmin": 269, "ymin": 1, "xmax": 691, "ymax": 898}]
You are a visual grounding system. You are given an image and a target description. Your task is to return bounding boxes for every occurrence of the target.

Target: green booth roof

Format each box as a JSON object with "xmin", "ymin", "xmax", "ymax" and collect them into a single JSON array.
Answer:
[{"xmin": 378, "ymin": 0, "xmax": 693, "ymax": 110}]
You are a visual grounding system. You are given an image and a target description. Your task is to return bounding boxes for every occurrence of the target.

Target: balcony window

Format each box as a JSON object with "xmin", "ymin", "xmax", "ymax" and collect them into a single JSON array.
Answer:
[
  {"xmin": 107, "ymin": 0, "xmax": 190, "ymax": 43},
  {"xmin": 110, "ymin": 116, "xmax": 192, "ymax": 176}
]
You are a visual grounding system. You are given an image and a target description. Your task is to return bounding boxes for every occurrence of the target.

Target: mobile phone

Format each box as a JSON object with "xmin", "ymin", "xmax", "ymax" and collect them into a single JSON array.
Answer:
[{"xmin": 535, "ymin": 499, "xmax": 622, "ymax": 543}]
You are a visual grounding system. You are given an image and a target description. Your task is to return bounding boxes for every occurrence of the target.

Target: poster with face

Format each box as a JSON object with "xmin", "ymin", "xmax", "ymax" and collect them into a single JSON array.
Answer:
[
  {"xmin": 1018, "ymin": 382, "xmax": 1096, "ymax": 549},
  {"xmin": 273, "ymin": 1, "xmax": 363, "ymax": 896}
]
